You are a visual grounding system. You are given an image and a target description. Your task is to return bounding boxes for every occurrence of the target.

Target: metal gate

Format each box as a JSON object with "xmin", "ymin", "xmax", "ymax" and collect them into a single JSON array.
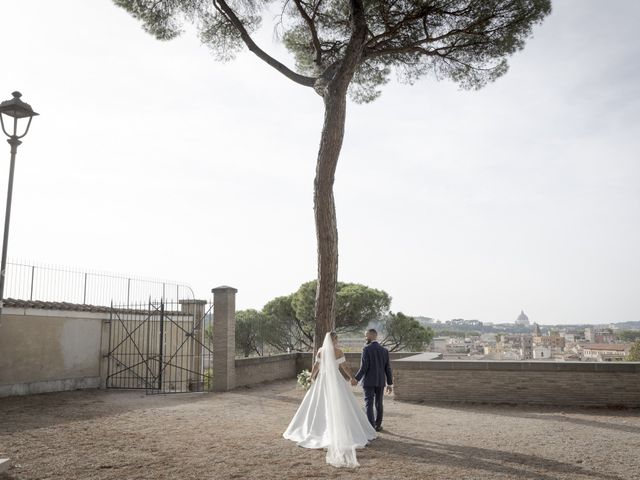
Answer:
[{"xmin": 106, "ymin": 300, "xmax": 214, "ymax": 394}]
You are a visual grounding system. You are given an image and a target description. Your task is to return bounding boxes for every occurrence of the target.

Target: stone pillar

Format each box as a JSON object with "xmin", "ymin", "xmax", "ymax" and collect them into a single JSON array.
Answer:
[
  {"xmin": 179, "ymin": 299, "xmax": 208, "ymax": 391},
  {"xmin": 211, "ymin": 286, "xmax": 237, "ymax": 392}
]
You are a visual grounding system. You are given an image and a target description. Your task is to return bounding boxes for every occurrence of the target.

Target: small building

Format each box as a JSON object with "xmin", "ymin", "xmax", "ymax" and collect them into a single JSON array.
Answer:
[
  {"xmin": 585, "ymin": 328, "xmax": 615, "ymax": 344},
  {"xmin": 533, "ymin": 346, "xmax": 552, "ymax": 360},
  {"xmin": 534, "ymin": 334, "xmax": 566, "ymax": 351},
  {"xmin": 431, "ymin": 337, "xmax": 449, "ymax": 353},
  {"xmin": 582, "ymin": 343, "xmax": 631, "ymax": 362}
]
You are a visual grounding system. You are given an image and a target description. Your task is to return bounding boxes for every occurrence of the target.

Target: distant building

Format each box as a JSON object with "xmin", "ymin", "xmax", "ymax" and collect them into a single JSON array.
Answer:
[
  {"xmin": 534, "ymin": 334, "xmax": 565, "ymax": 351},
  {"xmin": 480, "ymin": 333, "xmax": 497, "ymax": 343},
  {"xmin": 494, "ymin": 333, "xmax": 532, "ymax": 360},
  {"xmin": 532, "ymin": 322, "xmax": 542, "ymax": 337},
  {"xmin": 585, "ymin": 327, "xmax": 593, "ymax": 342},
  {"xmin": 533, "ymin": 346, "xmax": 552, "ymax": 360},
  {"xmin": 432, "ymin": 337, "xmax": 449, "ymax": 353},
  {"xmin": 582, "ymin": 343, "xmax": 631, "ymax": 362},
  {"xmin": 515, "ymin": 310, "xmax": 530, "ymax": 327},
  {"xmin": 501, "ymin": 351, "xmax": 521, "ymax": 361},
  {"xmin": 447, "ymin": 343, "xmax": 469, "ymax": 354},
  {"xmin": 584, "ymin": 327, "xmax": 615, "ymax": 344}
]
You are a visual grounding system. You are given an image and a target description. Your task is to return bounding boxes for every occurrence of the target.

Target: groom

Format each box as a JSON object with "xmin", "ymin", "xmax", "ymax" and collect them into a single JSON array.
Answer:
[{"xmin": 353, "ymin": 328, "xmax": 393, "ymax": 432}]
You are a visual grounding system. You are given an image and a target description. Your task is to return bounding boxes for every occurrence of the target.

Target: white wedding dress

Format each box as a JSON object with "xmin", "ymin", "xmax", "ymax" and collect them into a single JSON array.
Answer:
[{"xmin": 283, "ymin": 333, "xmax": 377, "ymax": 468}]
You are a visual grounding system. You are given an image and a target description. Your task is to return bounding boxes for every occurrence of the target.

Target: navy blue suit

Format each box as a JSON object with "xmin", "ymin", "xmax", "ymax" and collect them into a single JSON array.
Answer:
[{"xmin": 354, "ymin": 341, "xmax": 393, "ymax": 429}]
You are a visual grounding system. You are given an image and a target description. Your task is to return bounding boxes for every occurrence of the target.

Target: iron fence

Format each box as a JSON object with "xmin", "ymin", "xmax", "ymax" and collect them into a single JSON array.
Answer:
[
  {"xmin": 3, "ymin": 260, "xmax": 195, "ymax": 306},
  {"xmin": 106, "ymin": 300, "xmax": 214, "ymax": 394}
]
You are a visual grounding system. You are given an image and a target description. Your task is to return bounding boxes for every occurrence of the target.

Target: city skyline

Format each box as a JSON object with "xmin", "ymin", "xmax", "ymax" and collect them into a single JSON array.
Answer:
[{"xmin": 0, "ymin": 1, "xmax": 638, "ymax": 325}]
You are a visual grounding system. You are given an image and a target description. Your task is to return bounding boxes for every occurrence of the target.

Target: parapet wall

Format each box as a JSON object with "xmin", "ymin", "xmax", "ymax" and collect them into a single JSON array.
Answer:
[
  {"xmin": 234, "ymin": 351, "xmax": 416, "ymax": 389},
  {"xmin": 393, "ymin": 359, "xmax": 640, "ymax": 407},
  {"xmin": 0, "ymin": 306, "xmax": 109, "ymax": 397},
  {"xmin": 235, "ymin": 353, "xmax": 299, "ymax": 388}
]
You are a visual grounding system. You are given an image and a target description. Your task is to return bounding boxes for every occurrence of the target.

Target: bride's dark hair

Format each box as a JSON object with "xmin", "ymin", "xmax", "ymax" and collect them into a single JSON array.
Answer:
[{"xmin": 329, "ymin": 331, "xmax": 338, "ymax": 341}]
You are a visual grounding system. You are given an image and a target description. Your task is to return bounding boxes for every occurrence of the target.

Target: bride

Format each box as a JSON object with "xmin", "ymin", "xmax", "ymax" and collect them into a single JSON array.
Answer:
[{"xmin": 283, "ymin": 332, "xmax": 377, "ymax": 468}]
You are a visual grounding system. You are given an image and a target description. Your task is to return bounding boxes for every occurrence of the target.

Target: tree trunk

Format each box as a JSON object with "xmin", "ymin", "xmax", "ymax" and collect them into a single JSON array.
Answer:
[
  {"xmin": 311, "ymin": 0, "xmax": 367, "ymax": 356},
  {"xmin": 313, "ymin": 89, "xmax": 348, "ymax": 355}
]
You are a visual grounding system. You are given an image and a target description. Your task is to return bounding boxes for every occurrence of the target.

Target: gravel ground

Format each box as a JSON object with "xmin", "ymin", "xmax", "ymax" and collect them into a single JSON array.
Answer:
[{"xmin": 1, "ymin": 380, "xmax": 639, "ymax": 480}]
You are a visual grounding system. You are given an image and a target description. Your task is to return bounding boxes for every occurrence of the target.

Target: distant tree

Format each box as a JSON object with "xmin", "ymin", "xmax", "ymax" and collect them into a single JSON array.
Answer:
[
  {"xmin": 262, "ymin": 295, "xmax": 310, "ymax": 351},
  {"xmin": 262, "ymin": 280, "xmax": 391, "ymax": 351},
  {"xmin": 114, "ymin": 0, "xmax": 552, "ymax": 353},
  {"xmin": 627, "ymin": 341, "xmax": 640, "ymax": 362},
  {"xmin": 617, "ymin": 330, "xmax": 640, "ymax": 342},
  {"xmin": 433, "ymin": 329, "xmax": 481, "ymax": 338},
  {"xmin": 204, "ymin": 324, "xmax": 214, "ymax": 346},
  {"xmin": 235, "ymin": 309, "xmax": 264, "ymax": 357},
  {"xmin": 291, "ymin": 280, "xmax": 391, "ymax": 331},
  {"xmin": 381, "ymin": 312, "xmax": 434, "ymax": 352}
]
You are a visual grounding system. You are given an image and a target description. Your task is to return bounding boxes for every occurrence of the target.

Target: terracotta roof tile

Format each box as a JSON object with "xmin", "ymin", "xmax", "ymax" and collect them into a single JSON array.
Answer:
[
  {"xmin": 2, "ymin": 298, "xmax": 194, "ymax": 316},
  {"xmin": 583, "ymin": 343, "xmax": 629, "ymax": 351},
  {"xmin": 2, "ymin": 298, "xmax": 110, "ymax": 313}
]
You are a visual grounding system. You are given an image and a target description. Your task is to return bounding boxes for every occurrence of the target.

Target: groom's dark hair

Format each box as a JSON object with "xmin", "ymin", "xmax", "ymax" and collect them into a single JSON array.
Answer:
[{"xmin": 366, "ymin": 328, "xmax": 378, "ymax": 336}]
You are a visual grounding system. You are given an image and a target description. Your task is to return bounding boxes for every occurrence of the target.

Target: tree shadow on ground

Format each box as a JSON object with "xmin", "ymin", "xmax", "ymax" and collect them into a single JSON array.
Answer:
[
  {"xmin": 232, "ymin": 384, "xmax": 311, "ymax": 406},
  {"xmin": 438, "ymin": 403, "xmax": 640, "ymax": 436},
  {"xmin": 0, "ymin": 389, "xmax": 214, "ymax": 435},
  {"xmin": 365, "ymin": 431, "xmax": 626, "ymax": 480}
]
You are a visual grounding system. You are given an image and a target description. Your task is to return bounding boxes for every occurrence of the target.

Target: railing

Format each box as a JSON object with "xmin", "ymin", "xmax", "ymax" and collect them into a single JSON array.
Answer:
[{"xmin": 3, "ymin": 260, "xmax": 195, "ymax": 306}]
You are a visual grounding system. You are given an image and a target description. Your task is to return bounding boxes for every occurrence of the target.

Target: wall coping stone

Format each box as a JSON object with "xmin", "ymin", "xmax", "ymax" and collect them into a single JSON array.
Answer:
[
  {"xmin": 393, "ymin": 358, "xmax": 640, "ymax": 373},
  {"xmin": 212, "ymin": 286, "xmax": 238, "ymax": 294},
  {"xmin": 235, "ymin": 353, "xmax": 298, "ymax": 367}
]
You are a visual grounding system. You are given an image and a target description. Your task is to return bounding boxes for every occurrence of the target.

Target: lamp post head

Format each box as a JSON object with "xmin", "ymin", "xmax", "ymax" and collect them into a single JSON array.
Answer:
[
  {"xmin": 0, "ymin": 91, "xmax": 39, "ymax": 139},
  {"xmin": 0, "ymin": 92, "xmax": 39, "ymax": 119}
]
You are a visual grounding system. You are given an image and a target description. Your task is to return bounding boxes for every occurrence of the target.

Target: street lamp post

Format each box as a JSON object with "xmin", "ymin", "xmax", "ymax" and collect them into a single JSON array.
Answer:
[{"xmin": 0, "ymin": 91, "xmax": 38, "ymax": 316}]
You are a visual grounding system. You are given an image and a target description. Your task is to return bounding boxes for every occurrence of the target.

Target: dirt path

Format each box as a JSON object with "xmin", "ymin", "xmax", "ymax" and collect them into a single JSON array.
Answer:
[{"xmin": 1, "ymin": 381, "xmax": 639, "ymax": 479}]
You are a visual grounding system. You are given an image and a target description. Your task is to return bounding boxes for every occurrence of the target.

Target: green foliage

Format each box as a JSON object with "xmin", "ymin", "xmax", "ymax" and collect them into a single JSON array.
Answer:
[
  {"xmin": 291, "ymin": 280, "xmax": 391, "ymax": 331},
  {"xmin": 235, "ymin": 309, "xmax": 264, "ymax": 357},
  {"xmin": 433, "ymin": 329, "xmax": 481, "ymax": 338},
  {"xmin": 261, "ymin": 295, "xmax": 306, "ymax": 352},
  {"xmin": 262, "ymin": 280, "xmax": 391, "ymax": 352},
  {"xmin": 617, "ymin": 330, "xmax": 640, "ymax": 342},
  {"xmin": 204, "ymin": 368, "xmax": 214, "ymax": 391},
  {"xmin": 336, "ymin": 282, "xmax": 391, "ymax": 330},
  {"xmin": 381, "ymin": 312, "xmax": 434, "ymax": 352},
  {"xmin": 114, "ymin": 0, "xmax": 552, "ymax": 102},
  {"xmin": 204, "ymin": 324, "xmax": 214, "ymax": 346},
  {"xmin": 627, "ymin": 341, "xmax": 640, "ymax": 362},
  {"xmin": 114, "ymin": 0, "xmax": 550, "ymax": 338}
]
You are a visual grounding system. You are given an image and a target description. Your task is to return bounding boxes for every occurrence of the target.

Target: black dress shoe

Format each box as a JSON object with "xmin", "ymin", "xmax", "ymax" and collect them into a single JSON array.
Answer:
[{"xmin": 375, "ymin": 426, "xmax": 383, "ymax": 432}]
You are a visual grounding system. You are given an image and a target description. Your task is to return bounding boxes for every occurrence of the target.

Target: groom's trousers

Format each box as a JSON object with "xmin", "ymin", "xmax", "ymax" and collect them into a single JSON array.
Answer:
[{"xmin": 363, "ymin": 386, "xmax": 384, "ymax": 428}]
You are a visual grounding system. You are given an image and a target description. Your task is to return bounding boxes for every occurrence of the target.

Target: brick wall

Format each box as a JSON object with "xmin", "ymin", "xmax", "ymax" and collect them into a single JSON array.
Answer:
[
  {"xmin": 236, "ymin": 351, "xmax": 415, "ymax": 388},
  {"xmin": 393, "ymin": 360, "xmax": 640, "ymax": 407},
  {"xmin": 235, "ymin": 353, "xmax": 299, "ymax": 388},
  {"xmin": 296, "ymin": 352, "xmax": 415, "ymax": 378}
]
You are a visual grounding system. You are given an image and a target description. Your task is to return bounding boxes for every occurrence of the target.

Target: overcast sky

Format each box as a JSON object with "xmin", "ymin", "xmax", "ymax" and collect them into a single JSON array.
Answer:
[{"xmin": 0, "ymin": 0, "xmax": 638, "ymax": 325}]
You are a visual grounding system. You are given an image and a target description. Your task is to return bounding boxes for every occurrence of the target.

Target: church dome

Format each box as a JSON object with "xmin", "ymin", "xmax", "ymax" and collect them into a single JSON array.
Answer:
[{"xmin": 517, "ymin": 310, "xmax": 529, "ymax": 322}]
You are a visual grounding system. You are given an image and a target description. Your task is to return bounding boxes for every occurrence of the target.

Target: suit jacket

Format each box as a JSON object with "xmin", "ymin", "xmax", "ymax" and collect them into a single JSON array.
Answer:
[{"xmin": 354, "ymin": 341, "xmax": 393, "ymax": 388}]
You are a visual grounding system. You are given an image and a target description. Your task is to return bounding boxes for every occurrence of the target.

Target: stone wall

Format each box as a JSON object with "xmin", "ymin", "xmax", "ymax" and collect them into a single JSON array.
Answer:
[
  {"xmin": 0, "ymin": 306, "xmax": 109, "ymax": 397},
  {"xmin": 393, "ymin": 359, "xmax": 640, "ymax": 407},
  {"xmin": 295, "ymin": 351, "xmax": 416, "ymax": 376},
  {"xmin": 232, "ymin": 351, "xmax": 415, "ymax": 388},
  {"xmin": 235, "ymin": 353, "xmax": 299, "ymax": 388}
]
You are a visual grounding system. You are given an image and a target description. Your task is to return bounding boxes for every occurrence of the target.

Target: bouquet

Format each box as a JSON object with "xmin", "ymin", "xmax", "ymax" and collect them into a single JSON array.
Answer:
[{"xmin": 297, "ymin": 369, "xmax": 312, "ymax": 390}]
